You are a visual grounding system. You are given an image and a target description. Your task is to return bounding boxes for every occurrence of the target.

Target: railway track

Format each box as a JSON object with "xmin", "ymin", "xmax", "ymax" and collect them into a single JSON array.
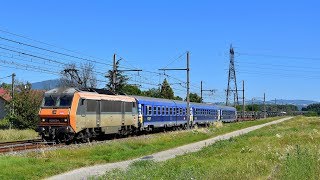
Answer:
[{"xmin": 0, "ymin": 139, "xmax": 57, "ymax": 153}]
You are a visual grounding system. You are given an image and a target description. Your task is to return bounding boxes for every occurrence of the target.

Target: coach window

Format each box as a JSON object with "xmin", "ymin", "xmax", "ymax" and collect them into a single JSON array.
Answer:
[
  {"xmin": 153, "ymin": 106, "xmax": 157, "ymax": 115},
  {"xmin": 166, "ymin": 107, "xmax": 169, "ymax": 115},
  {"xmin": 158, "ymin": 106, "xmax": 161, "ymax": 115},
  {"xmin": 147, "ymin": 106, "xmax": 152, "ymax": 115},
  {"xmin": 169, "ymin": 107, "xmax": 172, "ymax": 115},
  {"xmin": 176, "ymin": 108, "xmax": 179, "ymax": 115},
  {"xmin": 173, "ymin": 107, "xmax": 176, "ymax": 115},
  {"xmin": 162, "ymin": 106, "xmax": 165, "ymax": 115}
]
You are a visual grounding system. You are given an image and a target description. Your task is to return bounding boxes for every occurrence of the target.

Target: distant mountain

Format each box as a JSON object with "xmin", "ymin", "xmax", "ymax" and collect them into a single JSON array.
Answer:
[
  {"xmin": 245, "ymin": 99, "xmax": 318, "ymax": 110},
  {"xmin": 31, "ymin": 79, "xmax": 60, "ymax": 90},
  {"xmin": 214, "ymin": 99, "xmax": 318, "ymax": 110}
]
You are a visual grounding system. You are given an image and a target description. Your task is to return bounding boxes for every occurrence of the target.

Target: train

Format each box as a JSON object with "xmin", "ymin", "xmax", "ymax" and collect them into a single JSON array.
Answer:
[{"xmin": 37, "ymin": 88, "xmax": 237, "ymax": 143}]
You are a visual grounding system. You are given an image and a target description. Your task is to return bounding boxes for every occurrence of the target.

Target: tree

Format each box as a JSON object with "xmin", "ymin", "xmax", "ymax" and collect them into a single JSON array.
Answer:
[
  {"xmin": 60, "ymin": 62, "xmax": 97, "ymax": 89},
  {"xmin": 160, "ymin": 78, "xmax": 174, "ymax": 99},
  {"xmin": 0, "ymin": 83, "xmax": 11, "ymax": 90},
  {"xmin": 174, "ymin": 96, "xmax": 183, "ymax": 101},
  {"xmin": 6, "ymin": 82, "xmax": 43, "ymax": 129},
  {"xmin": 142, "ymin": 88, "xmax": 161, "ymax": 98},
  {"xmin": 80, "ymin": 63, "xmax": 97, "ymax": 88},
  {"xmin": 105, "ymin": 59, "xmax": 129, "ymax": 94},
  {"xmin": 303, "ymin": 103, "xmax": 320, "ymax": 115},
  {"xmin": 186, "ymin": 93, "xmax": 202, "ymax": 103},
  {"xmin": 122, "ymin": 84, "xmax": 142, "ymax": 95}
]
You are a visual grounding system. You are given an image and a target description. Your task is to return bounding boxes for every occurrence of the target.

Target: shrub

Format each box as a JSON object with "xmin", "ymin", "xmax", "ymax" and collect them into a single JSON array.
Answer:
[{"xmin": 0, "ymin": 118, "xmax": 11, "ymax": 129}]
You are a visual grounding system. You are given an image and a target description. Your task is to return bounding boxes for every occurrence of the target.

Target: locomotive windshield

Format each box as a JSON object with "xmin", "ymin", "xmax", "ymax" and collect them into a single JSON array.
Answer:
[{"xmin": 43, "ymin": 94, "xmax": 73, "ymax": 107}]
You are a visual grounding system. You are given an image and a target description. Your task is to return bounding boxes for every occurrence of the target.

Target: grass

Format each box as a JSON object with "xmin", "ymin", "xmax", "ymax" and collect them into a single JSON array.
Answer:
[
  {"xmin": 100, "ymin": 116, "xmax": 320, "ymax": 180},
  {"xmin": 0, "ymin": 129, "xmax": 38, "ymax": 142},
  {"xmin": 0, "ymin": 117, "xmax": 283, "ymax": 179}
]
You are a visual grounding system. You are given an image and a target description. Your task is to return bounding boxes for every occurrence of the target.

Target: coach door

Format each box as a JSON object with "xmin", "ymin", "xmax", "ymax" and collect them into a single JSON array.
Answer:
[
  {"xmin": 96, "ymin": 100, "xmax": 101, "ymax": 127},
  {"xmin": 121, "ymin": 102, "xmax": 125, "ymax": 125}
]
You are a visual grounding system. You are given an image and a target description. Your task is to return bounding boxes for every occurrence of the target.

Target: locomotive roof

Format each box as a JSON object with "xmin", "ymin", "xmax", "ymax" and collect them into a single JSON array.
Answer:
[
  {"xmin": 44, "ymin": 87, "xmax": 78, "ymax": 95},
  {"xmin": 78, "ymin": 91, "xmax": 136, "ymax": 102},
  {"xmin": 45, "ymin": 88, "xmax": 135, "ymax": 102}
]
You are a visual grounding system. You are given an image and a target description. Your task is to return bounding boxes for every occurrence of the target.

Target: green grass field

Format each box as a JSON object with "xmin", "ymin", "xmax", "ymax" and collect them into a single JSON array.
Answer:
[
  {"xmin": 0, "ymin": 117, "xmax": 283, "ymax": 179},
  {"xmin": 0, "ymin": 129, "xmax": 38, "ymax": 142},
  {"xmin": 101, "ymin": 116, "xmax": 320, "ymax": 180}
]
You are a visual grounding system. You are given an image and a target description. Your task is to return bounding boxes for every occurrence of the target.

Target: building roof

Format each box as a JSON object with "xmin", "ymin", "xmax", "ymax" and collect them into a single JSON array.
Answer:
[{"xmin": 0, "ymin": 88, "xmax": 11, "ymax": 102}]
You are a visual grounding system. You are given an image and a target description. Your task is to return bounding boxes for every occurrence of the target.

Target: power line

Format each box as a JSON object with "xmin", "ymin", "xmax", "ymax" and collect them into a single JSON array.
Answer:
[
  {"xmin": 162, "ymin": 51, "xmax": 187, "ymax": 69},
  {"xmin": 0, "ymin": 75, "xmax": 11, "ymax": 80},
  {"xmin": 237, "ymin": 52, "xmax": 320, "ymax": 61},
  {"xmin": 0, "ymin": 35, "xmax": 116, "ymax": 67}
]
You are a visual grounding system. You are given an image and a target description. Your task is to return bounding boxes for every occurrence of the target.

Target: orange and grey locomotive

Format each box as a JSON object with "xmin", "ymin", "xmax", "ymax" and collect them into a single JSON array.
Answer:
[{"xmin": 38, "ymin": 88, "xmax": 139, "ymax": 142}]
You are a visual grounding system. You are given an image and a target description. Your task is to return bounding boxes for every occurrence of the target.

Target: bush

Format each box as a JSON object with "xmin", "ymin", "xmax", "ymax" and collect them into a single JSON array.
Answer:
[
  {"xmin": 304, "ymin": 111, "xmax": 318, "ymax": 117},
  {"xmin": 0, "ymin": 118, "xmax": 11, "ymax": 129},
  {"xmin": 5, "ymin": 82, "xmax": 43, "ymax": 130}
]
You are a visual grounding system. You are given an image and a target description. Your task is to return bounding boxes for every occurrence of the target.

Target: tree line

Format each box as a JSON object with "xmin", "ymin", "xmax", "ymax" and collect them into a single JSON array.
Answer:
[
  {"xmin": 301, "ymin": 104, "xmax": 320, "ymax": 116},
  {"xmin": 236, "ymin": 104, "xmax": 299, "ymax": 113}
]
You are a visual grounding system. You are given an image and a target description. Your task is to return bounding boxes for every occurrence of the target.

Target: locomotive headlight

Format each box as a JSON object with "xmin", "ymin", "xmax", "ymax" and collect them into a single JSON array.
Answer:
[
  {"xmin": 64, "ymin": 119, "xmax": 68, "ymax": 122},
  {"xmin": 42, "ymin": 119, "xmax": 46, "ymax": 122}
]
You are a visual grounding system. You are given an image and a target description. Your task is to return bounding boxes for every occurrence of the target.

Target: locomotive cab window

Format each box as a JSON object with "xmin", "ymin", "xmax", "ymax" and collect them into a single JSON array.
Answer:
[
  {"xmin": 86, "ymin": 100, "xmax": 97, "ymax": 112},
  {"xmin": 44, "ymin": 95, "xmax": 57, "ymax": 106},
  {"xmin": 59, "ymin": 95, "xmax": 73, "ymax": 107}
]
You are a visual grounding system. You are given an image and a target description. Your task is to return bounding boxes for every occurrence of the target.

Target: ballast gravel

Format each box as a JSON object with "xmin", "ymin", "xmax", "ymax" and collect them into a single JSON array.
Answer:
[{"xmin": 47, "ymin": 117, "xmax": 293, "ymax": 180}]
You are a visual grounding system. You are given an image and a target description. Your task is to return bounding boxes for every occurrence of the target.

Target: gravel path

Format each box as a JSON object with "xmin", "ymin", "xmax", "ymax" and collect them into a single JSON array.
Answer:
[{"xmin": 47, "ymin": 117, "xmax": 293, "ymax": 180}]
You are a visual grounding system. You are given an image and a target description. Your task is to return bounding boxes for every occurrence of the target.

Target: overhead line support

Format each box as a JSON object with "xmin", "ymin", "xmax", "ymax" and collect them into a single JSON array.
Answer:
[{"xmin": 158, "ymin": 51, "xmax": 190, "ymax": 129}]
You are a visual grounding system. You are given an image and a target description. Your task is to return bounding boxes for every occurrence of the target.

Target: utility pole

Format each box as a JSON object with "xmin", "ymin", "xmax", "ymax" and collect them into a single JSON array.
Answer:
[
  {"xmin": 242, "ymin": 80, "xmax": 245, "ymax": 120},
  {"xmin": 226, "ymin": 44, "xmax": 239, "ymax": 106},
  {"xmin": 112, "ymin": 53, "xmax": 117, "ymax": 92},
  {"xmin": 200, "ymin": 81, "xmax": 202, "ymax": 101},
  {"xmin": 10, "ymin": 73, "xmax": 15, "ymax": 129},
  {"xmin": 200, "ymin": 81, "xmax": 216, "ymax": 103},
  {"xmin": 186, "ymin": 52, "xmax": 190, "ymax": 129},
  {"xmin": 111, "ymin": 53, "xmax": 142, "ymax": 94},
  {"xmin": 11, "ymin": 73, "xmax": 15, "ymax": 113},
  {"xmin": 264, "ymin": 93, "xmax": 266, "ymax": 118},
  {"xmin": 159, "ymin": 51, "xmax": 190, "ymax": 129},
  {"xmin": 251, "ymin": 98, "xmax": 254, "ymax": 111}
]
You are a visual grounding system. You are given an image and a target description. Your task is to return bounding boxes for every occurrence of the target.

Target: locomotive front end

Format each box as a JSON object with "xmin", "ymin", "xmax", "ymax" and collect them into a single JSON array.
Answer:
[{"xmin": 38, "ymin": 88, "xmax": 77, "ymax": 142}]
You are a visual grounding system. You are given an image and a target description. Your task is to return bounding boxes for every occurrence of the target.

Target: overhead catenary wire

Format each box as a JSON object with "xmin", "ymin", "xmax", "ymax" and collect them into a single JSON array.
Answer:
[
  {"xmin": 0, "ymin": 28, "xmax": 213, "ymax": 99},
  {"xmin": 237, "ymin": 52, "xmax": 320, "ymax": 61}
]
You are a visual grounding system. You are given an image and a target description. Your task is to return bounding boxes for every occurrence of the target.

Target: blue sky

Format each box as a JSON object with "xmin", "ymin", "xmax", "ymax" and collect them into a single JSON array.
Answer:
[{"xmin": 0, "ymin": 1, "xmax": 319, "ymax": 102}]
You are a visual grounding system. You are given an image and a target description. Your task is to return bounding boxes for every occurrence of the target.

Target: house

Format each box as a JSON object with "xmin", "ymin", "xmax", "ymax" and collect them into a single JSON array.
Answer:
[{"xmin": 0, "ymin": 88, "xmax": 11, "ymax": 119}]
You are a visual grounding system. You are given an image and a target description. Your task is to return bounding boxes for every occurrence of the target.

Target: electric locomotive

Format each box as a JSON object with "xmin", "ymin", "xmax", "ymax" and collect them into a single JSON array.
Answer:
[{"xmin": 38, "ymin": 88, "xmax": 139, "ymax": 142}]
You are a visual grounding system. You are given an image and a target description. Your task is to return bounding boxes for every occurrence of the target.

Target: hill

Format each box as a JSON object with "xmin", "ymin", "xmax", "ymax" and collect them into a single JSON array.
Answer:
[{"xmin": 31, "ymin": 79, "xmax": 60, "ymax": 90}]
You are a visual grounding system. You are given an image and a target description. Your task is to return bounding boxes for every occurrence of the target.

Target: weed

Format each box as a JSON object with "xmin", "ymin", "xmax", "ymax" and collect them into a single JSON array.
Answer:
[
  {"xmin": 279, "ymin": 145, "xmax": 319, "ymax": 180},
  {"xmin": 0, "ymin": 129, "xmax": 38, "ymax": 142}
]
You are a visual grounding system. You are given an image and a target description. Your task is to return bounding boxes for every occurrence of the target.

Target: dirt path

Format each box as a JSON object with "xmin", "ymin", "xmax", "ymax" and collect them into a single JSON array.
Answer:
[{"xmin": 47, "ymin": 117, "xmax": 293, "ymax": 180}]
